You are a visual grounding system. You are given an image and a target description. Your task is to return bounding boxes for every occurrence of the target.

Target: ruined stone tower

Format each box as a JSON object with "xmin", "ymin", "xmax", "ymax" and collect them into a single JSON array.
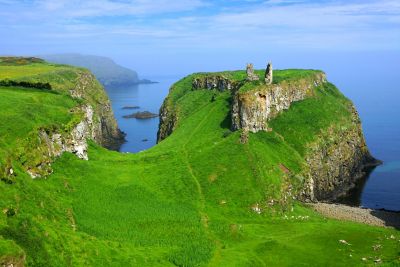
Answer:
[
  {"xmin": 246, "ymin": 63, "xmax": 259, "ymax": 81},
  {"xmin": 265, "ymin": 62, "xmax": 273, "ymax": 84}
]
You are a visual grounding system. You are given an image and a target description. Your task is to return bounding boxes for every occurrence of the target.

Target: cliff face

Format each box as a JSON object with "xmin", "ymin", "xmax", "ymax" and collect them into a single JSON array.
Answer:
[
  {"xmin": 301, "ymin": 108, "xmax": 379, "ymax": 201},
  {"xmin": 231, "ymin": 72, "xmax": 326, "ymax": 132},
  {"xmin": 157, "ymin": 100, "xmax": 178, "ymax": 142},
  {"xmin": 26, "ymin": 105, "xmax": 94, "ymax": 178},
  {"xmin": 69, "ymin": 71, "xmax": 125, "ymax": 150},
  {"xmin": 13, "ymin": 67, "xmax": 125, "ymax": 178}
]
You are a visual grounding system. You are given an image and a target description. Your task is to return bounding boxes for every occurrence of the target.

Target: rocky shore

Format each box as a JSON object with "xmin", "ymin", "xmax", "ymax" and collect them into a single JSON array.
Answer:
[
  {"xmin": 123, "ymin": 111, "xmax": 158, "ymax": 119},
  {"xmin": 310, "ymin": 203, "xmax": 400, "ymax": 228}
]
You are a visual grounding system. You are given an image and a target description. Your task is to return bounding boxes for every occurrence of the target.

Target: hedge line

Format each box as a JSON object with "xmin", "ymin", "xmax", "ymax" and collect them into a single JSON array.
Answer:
[{"xmin": 0, "ymin": 79, "xmax": 52, "ymax": 90}]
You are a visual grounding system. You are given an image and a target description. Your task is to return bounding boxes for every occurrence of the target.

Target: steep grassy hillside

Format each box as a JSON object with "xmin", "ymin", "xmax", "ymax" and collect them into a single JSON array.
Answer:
[{"xmin": 0, "ymin": 60, "xmax": 398, "ymax": 266}]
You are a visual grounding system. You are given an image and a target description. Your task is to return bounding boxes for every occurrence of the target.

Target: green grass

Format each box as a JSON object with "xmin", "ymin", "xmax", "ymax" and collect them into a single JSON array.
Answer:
[
  {"xmin": 0, "ymin": 64, "xmax": 64, "ymax": 79},
  {"xmin": 0, "ymin": 61, "xmax": 399, "ymax": 266},
  {"xmin": 192, "ymin": 69, "xmax": 322, "ymax": 83},
  {"xmin": 269, "ymin": 82, "xmax": 353, "ymax": 156},
  {"xmin": 0, "ymin": 86, "xmax": 79, "ymax": 175},
  {"xmin": 191, "ymin": 69, "xmax": 324, "ymax": 94}
]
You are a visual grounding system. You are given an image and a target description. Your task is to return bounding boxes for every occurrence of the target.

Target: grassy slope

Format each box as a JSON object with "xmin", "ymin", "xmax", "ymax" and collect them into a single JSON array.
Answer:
[{"xmin": 0, "ymin": 64, "xmax": 398, "ymax": 266}]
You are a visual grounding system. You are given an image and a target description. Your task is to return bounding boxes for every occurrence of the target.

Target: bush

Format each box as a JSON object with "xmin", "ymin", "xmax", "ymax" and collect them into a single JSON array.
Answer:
[{"xmin": 0, "ymin": 79, "xmax": 51, "ymax": 90}]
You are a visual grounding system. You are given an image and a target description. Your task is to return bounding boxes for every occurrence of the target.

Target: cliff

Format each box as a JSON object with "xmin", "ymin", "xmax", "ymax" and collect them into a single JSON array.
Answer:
[
  {"xmin": 1, "ymin": 59, "xmax": 398, "ymax": 266},
  {"xmin": 68, "ymin": 70, "xmax": 125, "ymax": 150},
  {"xmin": 302, "ymin": 108, "xmax": 380, "ymax": 201},
  {"xmin": 231, "ymin": 72, "xmax": 326, "ymax": 132},
  {"xmin": 0, "ymin": 57, "xmax": 124, "ymax": 178}
]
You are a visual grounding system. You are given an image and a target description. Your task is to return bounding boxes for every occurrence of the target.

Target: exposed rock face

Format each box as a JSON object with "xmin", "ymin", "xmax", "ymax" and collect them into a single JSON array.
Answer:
[
  {"xmin": 232, "ymin": 72, "xmax": 326, "ymax": 132},
  {"xmin": 26, "ymin": 105, "xmax": 95, "ymax": 178},
  {"xmin": 25, "ymin": 71, "xmax": 125, "ymax": 178},
  {"xmin": 265, "ymin": 62, "xmax": 273, "ymax": 84},
  {"xmin": 192, "ymin": 75, "xmax": 239, "ymax": 91},
  {"xmin": 246, "ymin": 63, "xmax": 259, "ymax": 81},
  {"xmin": 301, "ymin": 108, "xmax": 380, "ymax": 201},
  {"xmin": 70, "ymin": 72, "xmax": 125, "ymax": 150},
  {"xmin": 157, "ymin": 100, "xmax": 178, "ymax": 142}
]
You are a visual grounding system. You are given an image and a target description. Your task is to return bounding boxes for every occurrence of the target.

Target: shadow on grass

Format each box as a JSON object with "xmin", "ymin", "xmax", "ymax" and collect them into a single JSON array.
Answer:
[{"xmin": 219, "ymin": 97, "xmax": 232, "ymax": 130}]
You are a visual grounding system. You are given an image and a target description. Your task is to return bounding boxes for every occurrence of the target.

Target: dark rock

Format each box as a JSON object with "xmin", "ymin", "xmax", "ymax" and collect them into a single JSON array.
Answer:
[
  {"xmin": 122, "ymin": 105, "xmax": 140, "ymax": 110},
  {"xmin": 265, "ymin": 62, "xmax": 273, "ymax": 84},
  {"xmin": 123, "ymin": 111, "xmax": 158, "ymax": 119},
  {"xmin": 157, "ymin": 100, "xmax": 177, "ymax": 143},
  {"xmin": 302, "ymin": 107, "xmax": 381, "ymax": 202}
]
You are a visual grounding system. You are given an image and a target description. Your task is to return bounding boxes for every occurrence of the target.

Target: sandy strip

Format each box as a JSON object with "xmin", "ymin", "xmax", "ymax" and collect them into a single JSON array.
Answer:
[{"xmin": 310, "ymin": 203, "xmax": 400, "ymax": 228}]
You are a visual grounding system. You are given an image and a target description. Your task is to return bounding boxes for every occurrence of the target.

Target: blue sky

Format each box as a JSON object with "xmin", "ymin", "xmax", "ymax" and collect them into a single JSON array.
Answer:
[{"xmin": 1, "ymin": 0, "xmax": 399, "ymax": 75}]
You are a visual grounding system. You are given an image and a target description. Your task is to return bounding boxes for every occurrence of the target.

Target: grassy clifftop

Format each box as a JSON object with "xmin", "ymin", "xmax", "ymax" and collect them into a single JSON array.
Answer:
[{"xmin": 0, "ymin": 62, "xmax": 398, "ymax": 266}]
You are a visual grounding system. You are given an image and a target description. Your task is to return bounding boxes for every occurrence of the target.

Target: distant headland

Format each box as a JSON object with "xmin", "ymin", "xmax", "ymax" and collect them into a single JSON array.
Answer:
[{"xmin": 41, "ymin": 53, "xmax": 157, "ymax": 87}]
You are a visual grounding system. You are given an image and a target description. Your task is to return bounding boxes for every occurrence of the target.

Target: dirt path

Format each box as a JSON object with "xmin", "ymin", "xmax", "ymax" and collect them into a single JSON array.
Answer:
[{"xmin": 310, "ymin": 203, "xmax": 400, "ymax": 228}]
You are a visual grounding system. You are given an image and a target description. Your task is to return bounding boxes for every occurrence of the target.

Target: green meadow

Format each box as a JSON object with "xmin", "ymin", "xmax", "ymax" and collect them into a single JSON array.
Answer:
[{"xmin": 0, "ymin": 59, "xmax": 398, "ymax": 266}]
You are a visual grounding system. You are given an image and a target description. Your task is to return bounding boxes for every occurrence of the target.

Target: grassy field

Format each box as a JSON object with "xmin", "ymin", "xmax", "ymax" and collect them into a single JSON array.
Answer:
[{"xmin": 0, "ymin": 60, "xmax": 398, "ymax": 266}]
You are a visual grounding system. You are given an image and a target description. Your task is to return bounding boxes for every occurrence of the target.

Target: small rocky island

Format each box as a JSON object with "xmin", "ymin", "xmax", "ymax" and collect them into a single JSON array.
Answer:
[
  {"xmin": 122, "ymin": 105, "xmax": 140, "ymax": 110},
  {"xmin": 123, "ymin": 111, "xmax": 158, "ymax": 119}
]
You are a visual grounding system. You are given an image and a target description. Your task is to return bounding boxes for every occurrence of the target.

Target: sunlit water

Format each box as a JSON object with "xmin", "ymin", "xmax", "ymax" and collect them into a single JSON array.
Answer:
[
  {"xmin": 104, "ymin": 76, "xmax": 177, "ymax": 153},
  {"xmin": 105, "ymin": 65, "xmax": 400, "ymax": 211},
  {"xmin": 328, "ymin": 65, "xmax": 400, "ymax": 211}
]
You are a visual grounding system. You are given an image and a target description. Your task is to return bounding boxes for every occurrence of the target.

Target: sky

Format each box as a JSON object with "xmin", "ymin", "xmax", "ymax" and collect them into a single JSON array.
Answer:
[{"xmin": 1, "ymin": 0, "xmax": 399, "ymax": 76}]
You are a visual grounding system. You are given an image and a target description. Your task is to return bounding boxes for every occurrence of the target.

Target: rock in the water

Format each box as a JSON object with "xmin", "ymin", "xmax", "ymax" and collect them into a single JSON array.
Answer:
[
  {"xmin": 265, "ymin": 62, "xmax": 273, "ymax": 84},
  {"xmin": 123, "ymin": 111, "xmax": 158, "ymax": 119},
  {"xmin": 246, "ymin": 63, "xmax": 259, "ymax": 81},
  {"xmin": 122, "ymin": 105, "xmax": 140, "ymax": 110}
]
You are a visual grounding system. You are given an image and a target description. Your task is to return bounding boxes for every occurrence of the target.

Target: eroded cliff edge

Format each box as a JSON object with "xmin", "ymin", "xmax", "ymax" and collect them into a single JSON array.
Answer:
[
  {"xmin": 32, "ymin": 70, "xmax": 125, "ymax": 177},
  {"xmin": 301, "ymin": 107, "xmax": 380, "ymax": 201},
  {"xmin": 0, "ymin": 57, "xmax": 124, "ymax": 178},
  {"xmin": 157, "ymin": 66, "xmax": 379, "ymax": 201}
]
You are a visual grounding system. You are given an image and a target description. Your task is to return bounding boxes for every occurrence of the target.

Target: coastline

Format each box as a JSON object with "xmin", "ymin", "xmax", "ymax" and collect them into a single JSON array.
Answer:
[{"xmin": 310, "ymin": 202, "xmax": 400, "ymax": 229}]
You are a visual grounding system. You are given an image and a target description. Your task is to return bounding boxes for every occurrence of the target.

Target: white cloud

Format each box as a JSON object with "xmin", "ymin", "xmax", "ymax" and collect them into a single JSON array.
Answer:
[
  {"xmin": 33, "ymin": 0, "xmax": 206, "ymax": 17},
  {"xmin": 0, "ymin": 0, "xmax": 399, "ymax": 54}
]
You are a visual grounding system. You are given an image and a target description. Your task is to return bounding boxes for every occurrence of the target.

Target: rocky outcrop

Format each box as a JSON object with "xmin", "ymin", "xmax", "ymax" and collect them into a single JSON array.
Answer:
[
  {"xmin": 22, "ymin": 70, "xmax": 125, "ymax": 178},
  {"xmin": 301, "ymin": 108, "xmax": 380, "ymax": 201},
  {"xmin": 70, "ymin": 72, "xmax": 125, "ymax": 150},
  {"xmin": 157, "ymin": 100, "xmax": 177, "ymax": 142},
  {"xmin": 192, "ymin": 75, "xmax": 239, "ymax": 91},
  {"xmin": 158, "ymin": 74, "xmax": 241, "ymax": 142},
  {"xmin": 265, "ymin": 62, "xmax": 273, "ymax": 84},
  {"xmin": 231, "ymin": 72, "xmax": 326, "ymax": 132},
  {"xmin": 246, "ymin": 64, "xmax": 259, "ymax": 81},
  {"xmin": 26, "ymin": 105, "xmax": 95, "ymax": 178}
]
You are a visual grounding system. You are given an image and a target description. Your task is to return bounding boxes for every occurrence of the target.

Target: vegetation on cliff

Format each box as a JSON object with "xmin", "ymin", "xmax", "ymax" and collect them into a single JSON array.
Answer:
[{"xmin": 0, "ymin": 59, "xmax": 398, "ymax": 266}]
